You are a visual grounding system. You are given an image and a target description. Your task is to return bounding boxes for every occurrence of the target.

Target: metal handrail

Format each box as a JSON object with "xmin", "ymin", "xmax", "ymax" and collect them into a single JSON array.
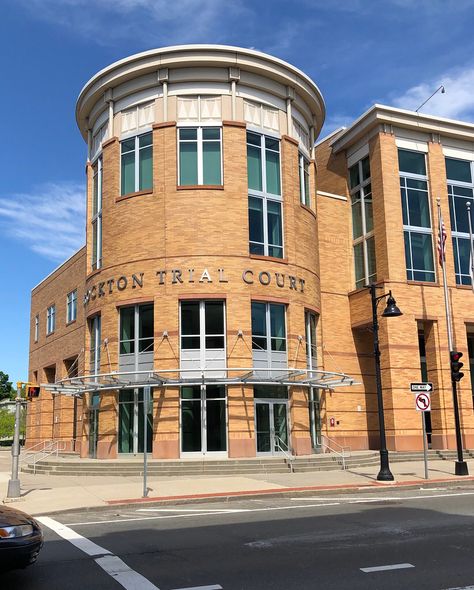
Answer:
[
  {"xmin": 21, "ymin": 440, "xmax": 69, "ymax": 474},
  {"xmin": 321, "ymin": 434, "xmax": 351, "ymax": 470},
  {"xmin": 274, "ymin": 435, "xmax": 294, "ymax": 473}
]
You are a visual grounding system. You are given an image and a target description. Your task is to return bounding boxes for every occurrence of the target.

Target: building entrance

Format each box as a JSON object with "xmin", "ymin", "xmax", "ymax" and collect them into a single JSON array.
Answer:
[
  {"xmin": 118, "ymin": 389, "xmax": 152, "ymax": 454},
  {"xmin": 180, "ymin": 385, "xmax": 227, "ymax": 455},
  {"xmin": 255, "ymin": 400, "xmax": 289, "ymax": 455}
]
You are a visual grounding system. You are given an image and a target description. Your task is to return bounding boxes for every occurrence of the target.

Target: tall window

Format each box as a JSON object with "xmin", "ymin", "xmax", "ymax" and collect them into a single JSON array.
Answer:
[
  {"xmin": 178, "ymin": 127, "xmax": 222, "ymax": 186},
  {"xmin": 67, "ymin": 290, "xmax": 77, "ymax": 323},
  {"xmin": 399, "ymin": 149, "xmax": 435, "ymax": 282},
  {"xmin": 446, "ymin": 158, "xmax": 474, "ymax": 285},
  {"xmin": 89, "ymin": 315, "xmax": 101, "ymax": 375},
  {"xmin": 180, "ymin": 301, "xmax": 225, "ymax": 350},
  {"xmin": 91, "ymin": 157, "xmax": 102, "ymax": 271},
  {"xmin": 247, "ymin": 131, "xmax": 283, "ymax": 258},
  {"xmin": 121, "ymin": 132, "xmax": 153, "ymax": 195},
  {"xmin": 46, "ymin": 305, "xmax": 55, "ymax": 335},
  {"xmin": 468, "ymin": 332, "xmax": 474, "ymax": 406},
  {"xmin": 251, "ymin": 302, "xmax": 286, "ymax": 352},
  {"xmin": 305, "ymin": 311, "xmax": 317, "ymax": 371},
  {"xmin": 349, "ymin": 155, "xmax": 376, "ymax": 288},
  {"xmin": 299, "ymin": 153, "xmax": 311, "ymax": 207},
  {"xmin": 34, "ymin": 315, "xmax": 39, "ymax": 342},
  {"xmin": 120, "ymin": 304, "xmax": 154, "ymax": 355}
]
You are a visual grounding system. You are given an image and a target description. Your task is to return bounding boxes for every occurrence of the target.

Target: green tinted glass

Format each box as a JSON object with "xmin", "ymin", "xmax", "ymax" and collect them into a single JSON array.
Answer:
[
  {"xmin": 121, "ymin": 151, "xmax": 135, "ymax": 195},
  {"xmin": 179, "ymin": 142, "xmax": 198, "ymax": 185},
  {"xmin": 265, "ymin": 149, "xmax": 281, "ymax": 195},
  {"xmin": 203, "ymin": 141, "xmax": 221, "ymax": 184},
  {"xmin": 139, "ymin": 146, "xmax": 152, "ymax": 190},
  {"xmin": 247, "ymin": 144, "xmax": 262, "ymax": 191},
  {"xmin": 446, "ymin": 158, "xmax": 472, "ymax": 183},
  {"xmin": 398, "ymin": 149, "xmax": 426, "ymax": 176}
]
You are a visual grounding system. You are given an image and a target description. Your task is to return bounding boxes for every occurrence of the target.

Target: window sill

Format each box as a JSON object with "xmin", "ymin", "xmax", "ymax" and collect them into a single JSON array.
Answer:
[
  {"xmin": 116, "ymin": 189, "xmax": 153, "ymax": 202},
  {"xmin": 250, "ymin": 254, "xmax": 288, "ymax": 264},
  {"xmin": 46, "ymin": 332, "xmax": 55, "ymax": 338},
  {"xmin": 300, "ymin": 203, "xmax": 316, "ymax": 219},
  {"xmin": 455, "ymin": 283, "xmax": 474, "ymax": 290},
  {"xmin": 407, "ymin": 280, "xmax": 439, "ymax": 287},
  {"xmin": 177, "ymin": 185, "xmax": 224, "ymax": 191},
  {"xmin": 66, "ymin": 320, "xmax": 77, "ymax": 327}
]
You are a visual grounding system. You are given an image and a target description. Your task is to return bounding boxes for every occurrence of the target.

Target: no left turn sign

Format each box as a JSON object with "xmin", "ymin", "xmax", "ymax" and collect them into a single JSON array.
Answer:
[{"xmin": 415, "ymin": 392, "xmax": 431, "ymax": 412}]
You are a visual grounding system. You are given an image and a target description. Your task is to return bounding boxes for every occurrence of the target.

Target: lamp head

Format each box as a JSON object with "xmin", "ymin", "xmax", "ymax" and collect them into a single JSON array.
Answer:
[{"xmin": 382, "ymin": 291, "xmax": 403, "ymax": 317}]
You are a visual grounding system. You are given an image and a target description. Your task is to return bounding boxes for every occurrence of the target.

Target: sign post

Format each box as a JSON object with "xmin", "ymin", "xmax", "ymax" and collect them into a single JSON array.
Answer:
[
  {"xmin": 414, "ymin": 389, "xmax": 432, "ymax": 480},
  {"xmin": 142, "ymin": 386, "xmax": 151, "ymax": 498}
]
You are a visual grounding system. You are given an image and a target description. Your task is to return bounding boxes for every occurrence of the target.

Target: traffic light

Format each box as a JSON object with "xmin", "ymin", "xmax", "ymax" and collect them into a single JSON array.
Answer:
[
  {"xmin": 27, "ymin": 386, "xmax": 40, "ymax": 398},
  {"xmin": 450, "ymin": 351, "xmax": 464, "ymax": 382}
]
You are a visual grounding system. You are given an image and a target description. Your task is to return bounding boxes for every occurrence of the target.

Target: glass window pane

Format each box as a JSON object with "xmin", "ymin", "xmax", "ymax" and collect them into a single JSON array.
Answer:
[
  {"xmin": 407, "ymin": 178, "xmax": 428, "ymax": 191},
  {"xmin": 268, "ymin": 245, "xmax": 283, "ymax": 258},
  {"xmin": 367, "ymin": 236, "xmax": 376, "ymax": 281},
  {"xmin": 139, "ymin": 146, "xmax": 152, "ymax": 190},
  {"xmin": 139, "ymin": 132, "xmax": 152, "ymax": 148},
  {"xmin": 411, "ymin": 233, "xmax": 435, "ymax": 280},
  {"xmin": 267, "ymin": 200, "xmax": 282, "ymax": 249},
  {"xmin": 121, "ymin": 139, "xmax": 135, "ymax": 153},
  {"xmin": 252, "ymin": 336, "xmax": 267, "ymax": 350},
  {"xmin": 250, "ymin": 242, "xmax": 265, "ymax": 255},
  {"xmin": 179, "ymin": 142, "xmax": 198, "ymax": 185},
  {"xmin": 349, "ymin": 163, "xmax": 360, "ymax": 189},
  {"xmin": 270, "ymin": 304, "xmax": 285, "ymax": 339},
  {"xmin": 181, "ymin": 302, "xmax": 200, "ymax": 335},
  {"xmin": 139, "ymin": 304, "xmax": 154, "ymax": 340},
  {"xmin": 181, "ymin": 386, "xmax": 201, "ymax": 399},
  {"xmin": 265, "ymin": 137, "xmax": 279, "ymax": 151},
  {"xmin": 404, "ymin": 231, "xmax": 412, "ymax": 279},
  {"xmin": 205, "ymin": 301, "xmax": 224, "ymax": 335},
  {"xmin": 361, "ymin": 157, "xmax": 370, "ymax": 181},
  {"xmin": 181, "ymin": 400, "xmax": 201, "ymax": 452},
  {"xmin": 249, "ymin": 196, "xmax": 264, "ymax": 245},
  {"xmin": 206, "ymin": 399, "xmax": 226, "ymax": 452},
  {"xmin": 120, "ymin": 307, "xmax": 135, "ymax": 346},
  {"xmin": 182, "ymin": 336, "xmax": 200, "ymax": 349},
  {"xmin": 205, "ymin": 336, "xmax": 225, "ymax": 348},
  {"xmin": 203, "ymin": 141, "xmax": 221, "ymax": 184},
  {"xmin": 247, "ymin": 132, "xmax": 261, "ymax": 146},
  {"xmin": 179, "ymin": 128, "xmax": 197, "ymax": 140},
  {"xmin": 407, "ymin": 189, "xmax": 431, "ymax": 227},
  {"xmin": 271, "ymin": 338, "xmax": 286, "ymax": 352},
  {"xmin": 364, "ymin": 187, "xmax": 373, "ymax": 233},
  {"xmin": 247, "ymin": 145, "xmax": 262, "ymax": 191},
  {"xmin": 203, "ymin": 128, "xmax": 220, "ymax": 140},
  {"xmin": 354, "ymin": 242, "xmax": 365, "ymax": 288},
  {"xmin": 446, "ymin": 158, "xmax": 472, "ymax": 183},
  {"xmin": 265, "ymin": 149, "xmax": 281, "ymax": 195},
  {"xmin": 398, "ymin": 149, "xmax": 426, "ymax": 176},
  {"xmin": 454, "ymin": 195, "xmax": 473, "ymax": 234},
  {"xmin": 254, "ymin": 385, "xmax": 288, "ymax": 399},
  {"xmin": 251, "ymin": 302, "xmax": 266, "ymax": 337},
  {"xmin": 351, "ymin": 194, "xmax": 363, "ymax": 239},
  {"xmin": 121, "ymin": 151, "xmax": 135, "ymax": 195},
  {"xmin": 206, "ymin": 385, "xmax": 225, "ymax": 399}
]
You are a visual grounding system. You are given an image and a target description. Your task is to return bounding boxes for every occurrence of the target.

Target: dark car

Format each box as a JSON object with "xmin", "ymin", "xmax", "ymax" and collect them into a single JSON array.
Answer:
[{"xmin": 0, "ymin": 505, "xmax": 43, "ymax": 571}]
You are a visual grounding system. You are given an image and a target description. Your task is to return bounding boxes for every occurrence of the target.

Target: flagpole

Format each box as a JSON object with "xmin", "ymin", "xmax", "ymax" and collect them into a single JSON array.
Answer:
[
  {"xmin": 437, "ymin": 198, "xmax": 468, "ymax": 476},
  {"xmin": 467, "ymin": 200, "xmax": 474, "ymax": 294}
]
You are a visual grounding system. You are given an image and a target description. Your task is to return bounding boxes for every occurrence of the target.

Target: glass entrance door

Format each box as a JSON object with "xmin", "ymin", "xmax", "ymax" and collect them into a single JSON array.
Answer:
[
  {"xmin": 89, "ymin": 393, "xmax": 99, "ymax": 458},
  {"xmin": 255, "ymin": 401, "xmax": 289, "ymax": 455},
  {"xmin": 181, "ymin": 385, "xmax": 227, "ymax": 455},
  {"xmin": 118, "ymin": 389, "xmax": 152, "ymax": 454}
]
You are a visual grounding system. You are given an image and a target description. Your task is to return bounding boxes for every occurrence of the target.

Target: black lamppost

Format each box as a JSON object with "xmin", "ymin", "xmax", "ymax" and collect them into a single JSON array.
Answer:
[{"xmin": 369, "ymin": 284, "xmax": 403, "ymax": 481}]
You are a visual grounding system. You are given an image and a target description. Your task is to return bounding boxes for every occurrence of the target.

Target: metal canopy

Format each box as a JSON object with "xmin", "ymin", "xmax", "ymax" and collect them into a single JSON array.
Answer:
[{"xmin": 42, "ymin": 367, "xmax": 358, "ymax": 396}]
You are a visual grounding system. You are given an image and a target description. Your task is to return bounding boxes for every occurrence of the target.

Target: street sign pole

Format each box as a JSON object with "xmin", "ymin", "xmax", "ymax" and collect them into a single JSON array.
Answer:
[
  {"xmin": 6, "ymin": 382, "xmax": 23, "ymax": 499},
  {"xmin": 142, "ymin": 386, "xmax": 150, "ymax": 498},
  {"xmin": 421, "ymin": 413, "xmax": 428, "ymax": 480}
]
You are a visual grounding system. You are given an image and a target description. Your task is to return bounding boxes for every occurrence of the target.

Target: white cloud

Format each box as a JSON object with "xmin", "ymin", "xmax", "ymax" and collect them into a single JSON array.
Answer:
[
  {"xmin": 16, "ymin": 0, "xmax": 249, "ymax": 45},
  {"xmin": 392, "ymin": 66, "xmax": 474, "ymax": 122},
  {"xmin": 0, "ymin": 182, "xmax": 85, "ymax": 262}
]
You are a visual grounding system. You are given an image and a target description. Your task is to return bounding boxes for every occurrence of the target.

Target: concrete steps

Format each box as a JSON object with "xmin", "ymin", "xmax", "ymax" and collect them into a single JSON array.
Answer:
[{"xmin": 20, "ymin": 449, "xmax": 474, "ymax": 477}]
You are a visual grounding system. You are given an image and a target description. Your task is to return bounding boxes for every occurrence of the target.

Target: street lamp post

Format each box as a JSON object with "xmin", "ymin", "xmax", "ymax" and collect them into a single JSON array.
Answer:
[{"xmin": 369, "ymin": 284, "xmax": 403, "ymax": 482}]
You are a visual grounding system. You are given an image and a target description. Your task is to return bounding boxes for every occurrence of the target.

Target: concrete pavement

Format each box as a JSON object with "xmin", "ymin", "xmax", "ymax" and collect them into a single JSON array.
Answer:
[{"xmin": 2, "ymin": 448, "xmax": 474, "ymax": 515}]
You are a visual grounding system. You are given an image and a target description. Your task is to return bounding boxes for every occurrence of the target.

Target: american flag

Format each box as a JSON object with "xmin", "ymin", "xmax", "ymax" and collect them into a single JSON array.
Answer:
[{"xmin": 437, "ymin": 217, "xmax": 447, "ymax": 266}]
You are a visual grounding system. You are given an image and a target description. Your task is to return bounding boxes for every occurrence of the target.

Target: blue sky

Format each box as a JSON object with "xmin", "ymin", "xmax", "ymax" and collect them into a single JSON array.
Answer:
[{"xmin": 2, "ymin": 0, "xmax": 474, "ymax": 384}]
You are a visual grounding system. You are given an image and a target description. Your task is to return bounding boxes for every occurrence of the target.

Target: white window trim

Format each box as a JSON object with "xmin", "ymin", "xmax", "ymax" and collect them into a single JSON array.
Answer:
[
  {"xmin": 119, "ymin": 304, "xmax": 154, "ymax": 356},
  {"xmin": 120, "ymin": 131, "xmax": 152, "ymax": 195},
  {"xmin": 177, "ymin": 126, "xmax": 223, "ymax": 186},
  {"xmin": 179, "ymin": 300, "xmax": 227, "ymax": 370},
  {"xmin": 90, "ymin": 315, "xmax": 101, "ymax": 375},
  {"xmin": 305, "ymin": 311, "xmax": 317, "ymax": 371},
  {"xmin": 252, "ymin": 302, "xmax": 287, "ymax": 353},
  {"xmin": 46, "ymin": 305, "xmax": 55, "ymax": 335},
  {"xmin": 350, "ymin": 157, "xmax": 375, "ymax": 288},
  {"xmin": 299, "ymin": 152, "xmax": 311, "ymax": 207},
  {"xmin": 67, "ymin": 290, "xmax": 77, "ymax": 324},
  {"xmin": 34, "ymin": 315, "xmax": 39, "ymax": 343},
  {"xmin": 399, "ymin": 151, "xmax": 436, "ymax": 282}
]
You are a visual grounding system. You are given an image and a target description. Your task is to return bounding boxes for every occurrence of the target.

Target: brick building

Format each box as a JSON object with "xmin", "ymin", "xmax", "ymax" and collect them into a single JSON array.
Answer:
[{"xmin": 27, "ymin": 45, "xmax": 474, "ymax": 459}]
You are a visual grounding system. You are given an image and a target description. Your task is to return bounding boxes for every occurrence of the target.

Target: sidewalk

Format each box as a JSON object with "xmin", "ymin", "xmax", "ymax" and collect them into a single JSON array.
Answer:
[{"xmin": 2, "ymin": 449, "xmax": 474, "ymax": 516}]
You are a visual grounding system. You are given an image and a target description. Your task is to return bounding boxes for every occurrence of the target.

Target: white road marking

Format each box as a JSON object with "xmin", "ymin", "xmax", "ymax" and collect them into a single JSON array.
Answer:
[
  {"xmin": 38, "ymin": 516, "xmax": 160, "ymax": 590},
  {"xmin": 95, "ymin": 555, "xmax": 160, "ymax": 589},
  {"xmin": 361, "ymin": 563, "xmax": 415, "ymax": 573},
  {"xmin": 171, "ymin": 586, "xmax": 223, "ymax": 590},
  {"xmin": 442, "ymin": 586, "xmax": 474, "ymax": 589},
  {"xmin": 136, "ymin": 508, "xmax": 248, "ymax": 513},
  {"xmin": 65, "ymin": 503, "xmax": 342, "ymax": 527},
  {"xmin": 37, "ymin": 516, "xmax": 112, "ymax": 556},
  {"xmin": 291, "ymin": 491, "xmax": 474, "ymax": 502}
]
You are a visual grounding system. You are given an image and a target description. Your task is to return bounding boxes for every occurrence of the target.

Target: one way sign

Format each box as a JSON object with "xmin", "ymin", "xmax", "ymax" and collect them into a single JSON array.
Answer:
[{"xmin": 410, "ymin": 382, "xmax": 433, "ymax": 393}]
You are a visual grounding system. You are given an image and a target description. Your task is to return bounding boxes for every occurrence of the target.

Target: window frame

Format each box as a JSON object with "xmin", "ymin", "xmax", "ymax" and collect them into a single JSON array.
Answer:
[
  {"xmin": 305, "ymin": 311, "xmax": 318, "ymax": 371},
  {"xmin": 34, "ymin": 315, "xmax": 39, "ymax": 343},
  {"xmin": 120, "ymin": 131, "xmax": 153, "ymax": 196},
  {"xmin": 180, "ymin": 300, "xmax": 226, "ymax": 352},
  {"xmin": 446, "ymin": 157, "xmax": 474, "ymax": 286},
  {"xmin": 251, "ymin": 301, "xmax": 287, "ymax": 352},
  {"xmin": 247, "ymin": 130, "xmax": 284, "ymax": 259},
  {"xmin": 91, "ymin": 157, "xmax": 102, "ymax": 271},
  {"xmin": 299, "ymin": 152, "xmax": 311, "ymax": 207},
  {"xmin": 349, "ymin": 156, "xmax": 376, "ymax": 288},
  {"xmin": 119, "ymin": 303, "xmax": 154, "ymax": 356},
  {"xmin": 89, "ymin": 315, "xmax": 101, "ymax": 375},
  {"xmin": 399, "ymin": 149, "xmax": 436, "ymax": 283},
  {"xmin": 46, "ymin": 305, "xmax": 56, "ymax": 335},
  {"xmin": 177, "ymin": 125, "xmax": 223, "ymax": 186},
  {"xmin": 66, "ymin": 290, "xmax": 77, "ymax": 324}
]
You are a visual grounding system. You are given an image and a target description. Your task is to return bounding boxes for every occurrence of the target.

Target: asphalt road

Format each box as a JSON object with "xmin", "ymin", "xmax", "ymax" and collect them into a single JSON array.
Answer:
[{"xmin": 4, "ymin": 485, "xmax": 474, "ymax": 590}]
